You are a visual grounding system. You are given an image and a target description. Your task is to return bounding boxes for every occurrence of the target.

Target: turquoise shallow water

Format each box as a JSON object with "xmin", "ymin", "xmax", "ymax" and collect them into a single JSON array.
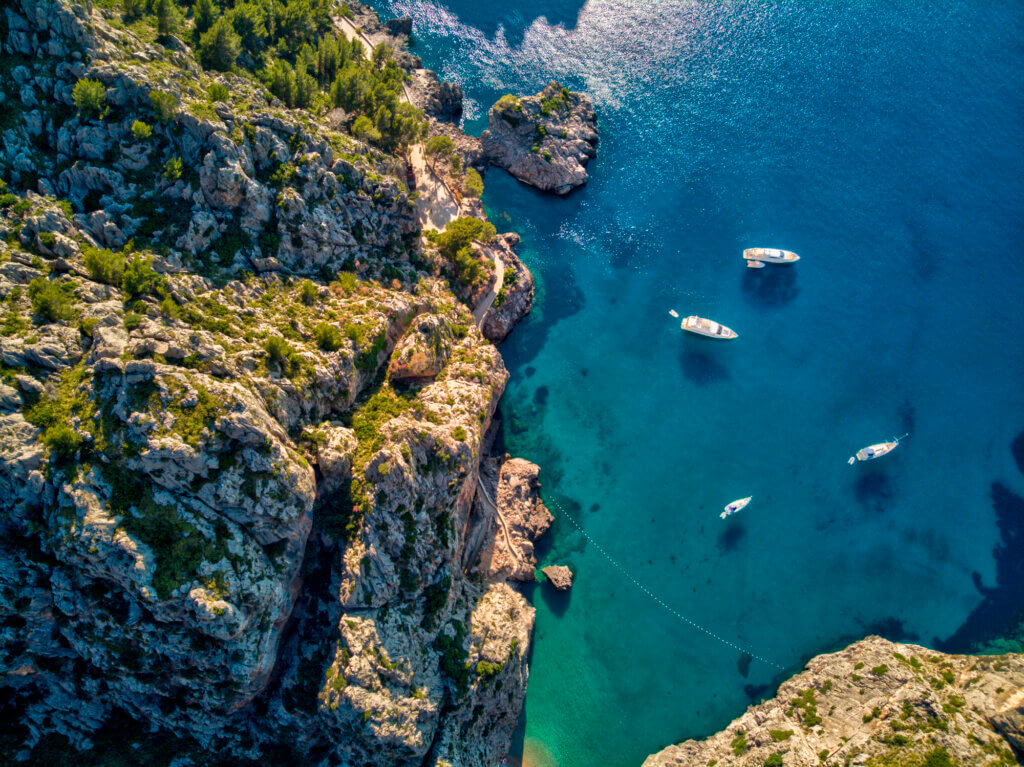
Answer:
[{"xmin": 374, "ymin": 1, "xmax": 1024, "ymax": 764}]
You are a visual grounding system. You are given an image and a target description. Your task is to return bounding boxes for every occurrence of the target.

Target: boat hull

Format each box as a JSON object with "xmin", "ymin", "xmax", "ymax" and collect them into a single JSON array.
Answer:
[
  {"xmin": 743, "ymin": 247, "xmax": 800, "ymax": 264},
  {"xmin": 721, "ymin": 496, "xmax": 752, "ymax": 519},
  {"xmin": 848, "ymin": 441, "xmax": 898, "ymax": 464},
  {"xmin": 681, "ymin": 316, "xmax": 738, "ymax": 339}
]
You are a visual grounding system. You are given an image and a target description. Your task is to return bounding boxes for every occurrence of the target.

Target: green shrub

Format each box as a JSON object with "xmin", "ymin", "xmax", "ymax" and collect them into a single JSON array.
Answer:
[
  {"xmin": 314, "ymin": 322, "xmax": 343, "ymax": 351},
  {"xmin": 763, "ymin": 755, "xmax": 783, "ymax": 767},
  {"xmin": 453, "ymin": 246, "xmax": 485, "ymax": 290},
  {"xmin": 163, "ymin": 156, "xmax": 183, "ymax": 182},
  {"xmin": 149, "ymin": 91, "xmax": 179, "ymax": 122},
  {"xmin": 73, "ymin": 79, "xmax": 107, "ymax": 118},
  {"xmin": 264, "ymin": 335, "xmax": 303, "ymax": 377},
  {"xmin": 79, "ymin": 316, "xmax": 99, "ymax": 337},
  {"xmin": 437, "ymin": 216, "xmax": 496, "ymax": 263},
  {"xmin": 494, "ymin": 94, "xmax": 518, "ymax": 112},
  {"xmin": 475, "ymin": 660, "xmax": 502, "ymax": 678},
  {"xmin": 453, "ymin": 426, "xmax": 466, "ymax": 441},
  {"xmin": 131, "ymin": 120, "xmax": 153, "ymax": 141},
  {"xmin": 124, "ymin": 311, "xmax": 143, "ymax": 331},
  {"xmin": 28, "ymin": 277, "xmax": 76, "ymax": 322},
  {"xmin": 463, "ymin": 167, "xmax": 483, "ymax": 197},
  {"xmin": 0, "ymin": 193, "xmax": 19, "ymax": 208},
  {"xmin": 159, "ymin": 295, "xmax": 180, "ymax": 320},
  {"xmin": 121, "ymin": 255, "xmax": 162, "ymax": 297},
  {"xmin": 730, "ymin": 730, "xmax": 747, "ymax": 755},
  {"xmin": 207, "ymin": 82, "xmax": 230, "ymax": 102},
  {"xmin": 334, "ymin": 271, "xmax": 358, "ymax": 294},
  {"xmin": 299, "ymin": 280, "xmax": 318, "ymax": 305},
  {"xmin": 83, "ymin": 246, "xmax": 125, "ymax": 286},
  {"xmin": 769, "ymin": 730, "xmax": 794, "ymax": 742},
  {"xmin": 871, "ymin": 664, "xmax": 888, "ymax": 676},
  {"xmin": 199, "ymin": 17, "xmax": 241, "ymax": 72},
  {"xmin": 42, "ymin": 423, "xmax": 82, "ymax": 459}
]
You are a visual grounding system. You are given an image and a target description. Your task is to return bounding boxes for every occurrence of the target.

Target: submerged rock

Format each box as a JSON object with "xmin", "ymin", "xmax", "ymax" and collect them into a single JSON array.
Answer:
[
  {"xmin": 541, "ymin": 565, "xmax": 574, "ymax": 591},
  {"xmin": 481, "ymin": 81, "xmax": 598, "ymax": 195}
]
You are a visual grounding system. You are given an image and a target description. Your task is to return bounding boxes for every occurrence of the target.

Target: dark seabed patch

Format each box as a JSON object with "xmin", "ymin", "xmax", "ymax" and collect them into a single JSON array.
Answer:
[
  {"xmin": 940, "ymin": 482, "xmax": 1024, "ymax": 652},
  {"xmin": 737, "ymin": 652, "xmax": 752, "ymax": 679}
]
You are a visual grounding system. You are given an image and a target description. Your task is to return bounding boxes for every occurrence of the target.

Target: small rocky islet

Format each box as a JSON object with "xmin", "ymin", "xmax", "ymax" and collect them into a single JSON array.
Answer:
[{"xmin": 0, "ymin": 1, "xmax": 1020, "ymax": 766}]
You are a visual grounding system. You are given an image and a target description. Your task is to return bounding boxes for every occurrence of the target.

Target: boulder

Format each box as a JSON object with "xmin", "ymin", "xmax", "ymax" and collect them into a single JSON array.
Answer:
[{"xmin": 541, "ymin": 565, "xmax": 573, "ymax": 591}]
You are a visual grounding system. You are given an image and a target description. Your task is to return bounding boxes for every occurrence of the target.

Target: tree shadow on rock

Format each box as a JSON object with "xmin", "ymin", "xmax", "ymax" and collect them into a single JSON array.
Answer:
[{"xmin": 741, "ymin": 266, "xmax": 800, "ymax": 308}]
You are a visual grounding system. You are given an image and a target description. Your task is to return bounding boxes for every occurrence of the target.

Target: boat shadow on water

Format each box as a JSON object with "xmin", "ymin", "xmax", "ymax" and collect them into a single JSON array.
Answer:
[
  {"xmin": 717, "ymin": 522, "xmax": 745, "ymax": 552},
  {"xmin": 853, "ymin": 470, "xmax": 894, "ymax": 511},
  {"xmin": 741, "ymin": 264, "xmax": 800, "ymax": 308},
  {"xmin": 679, "ymin": 346, "xmax": 732, "ymax": 385}
]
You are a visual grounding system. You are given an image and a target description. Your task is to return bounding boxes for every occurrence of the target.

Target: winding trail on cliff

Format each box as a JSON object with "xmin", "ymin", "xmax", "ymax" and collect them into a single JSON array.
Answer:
[{"xmin": 477, "ymin": 475, "xmax": 520, "ymax": 565}]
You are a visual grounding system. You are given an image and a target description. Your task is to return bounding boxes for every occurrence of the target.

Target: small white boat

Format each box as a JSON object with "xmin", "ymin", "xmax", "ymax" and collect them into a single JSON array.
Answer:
[
  {"xmin": 746, "ymin": 259, "xmax": 766, "ymax": 269},
  {"xmin": 669, "ymin": 309, "xmax": 679, "ymax": 318},
  {"xmin": 721, "ymin": 496, "xmax": 752, "ymax": 519},
  {"xmin": 743, "ymin": 247, "xmax": 800, "ymax": 264},
  {"xmin": 681, "ymin": 315, "xmax": 738, "ymax": 339},
  {"xmin": 848, "ymin": 434, "xmax": 908, "ymax": 465}
]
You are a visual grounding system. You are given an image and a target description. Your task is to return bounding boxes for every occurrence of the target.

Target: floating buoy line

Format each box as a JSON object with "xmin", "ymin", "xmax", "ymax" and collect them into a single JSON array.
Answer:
[{"xmin": 546, "ymin": 497, "xmax": 787, "ymax": 671}]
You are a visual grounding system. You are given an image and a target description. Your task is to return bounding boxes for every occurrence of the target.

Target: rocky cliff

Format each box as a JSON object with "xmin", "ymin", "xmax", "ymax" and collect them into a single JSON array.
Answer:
[
  {"xmin": 0, "ymin": 1, "xmax": 545, "ymax": 764},
  {"xmin": 644, "ymin": 636, "xmax": 1023, "ymax": 767},
  {"xmin": 481, "ymin": 81, "xmax": 598, "ymax": 195}
]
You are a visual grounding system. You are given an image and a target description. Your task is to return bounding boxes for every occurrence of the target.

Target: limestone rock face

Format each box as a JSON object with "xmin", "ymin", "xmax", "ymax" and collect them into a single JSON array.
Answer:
[
  {"xmin": 481, "ymin": 233, "xmax": 535, "ymax": 343},
  {"xmin": 481, "ymin": 81, "xmax": 599, "ymax": 195},
  {"xmin": 542, "ymin": 565, "xmax": 573, "ymax": 591},
  {"xmin": 387, "ymin": 313, "xmax": 451, "ymax": 381},
  {"xmin": 643, "ymin": 636, "xmax": 1024, "ymax": 767},
  {"xmin": 470, "ymin": 456, "xmax": 553, "ymax": 581}
]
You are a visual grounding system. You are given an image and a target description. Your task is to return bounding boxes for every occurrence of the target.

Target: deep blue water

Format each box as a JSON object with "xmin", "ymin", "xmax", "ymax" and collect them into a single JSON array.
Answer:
[{"xmin": 373, "ymin": 2, "xmax": 1024, "ymax": 765}]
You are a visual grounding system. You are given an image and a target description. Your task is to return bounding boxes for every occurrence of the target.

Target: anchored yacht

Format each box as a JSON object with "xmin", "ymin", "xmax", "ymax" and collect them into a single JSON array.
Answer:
[
  {"xmin": 681, "ymin": 316, "xmax": 738, "ymax": 339},
  {"xmin": 721, "ymin": 497, "xmax": 752, "ymax": 519},
  {"xmin": 848, "ymin": 434, "xmax": 908, "ymax": 464},
  {"xmin": 743, "ymin": 247, "xmax": 800, "ymax": 266}
]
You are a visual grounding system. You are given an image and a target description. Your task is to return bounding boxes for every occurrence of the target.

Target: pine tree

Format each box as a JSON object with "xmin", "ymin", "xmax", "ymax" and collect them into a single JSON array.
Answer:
[{"xmin": 194, "ymin": 0, "xmax": 217, "ymax": 35}]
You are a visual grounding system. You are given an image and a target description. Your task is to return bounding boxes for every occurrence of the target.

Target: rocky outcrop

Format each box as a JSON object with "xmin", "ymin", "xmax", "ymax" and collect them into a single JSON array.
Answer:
[
  {"xmin": 408, "ymin": 69, "xmax": 464, "ymax": 124},
  {"xmin": 644, "ymin": 636, "xmax": 1024, "ymax": 767},
  {"xmin": 481, "ymin": 233, "xmax": 535, "ymax": 343},
  {"xmin": 469, "ymin": 456, "xmax": 553, "ymax": 582},
  {"xmin": 541, "ymin": 565, "xmax": 573, "ymax": 591},
  {"xmin": 387, "ymin": 313, "xmax": 452, "ymax": 381},
  {"xmin": 481, "ymin": 81, "xmax": 598, "ymax": 195}
]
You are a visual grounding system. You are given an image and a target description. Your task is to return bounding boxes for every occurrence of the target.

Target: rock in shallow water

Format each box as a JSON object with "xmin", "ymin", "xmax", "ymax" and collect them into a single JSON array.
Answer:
[{"xmin": 541, "ymin": 565, "xmax": 573, "ymax": 591}]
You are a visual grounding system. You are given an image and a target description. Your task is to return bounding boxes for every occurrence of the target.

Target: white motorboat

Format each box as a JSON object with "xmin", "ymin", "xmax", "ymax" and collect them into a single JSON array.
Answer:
[
  {"xmin": 681, "ymin": 315, "xmax": 738, "ymax": 339},
  {"xmin": 669, "ymin": 309, "xmax": 679, "ymax": 318},
  {"xmin": 746, "ymin": 259, "xmax": 766, "ymax": 269},
  {"xmin": 721, "ymin": 496, "xmax": 752, "ymax": 519},
  {"xmin": 848, "ymin": 434, "xmax": 908, "ymax": 465},
  {"xmin": 743, "ymin": 247, "xmax": 800, "ymax": 265}
]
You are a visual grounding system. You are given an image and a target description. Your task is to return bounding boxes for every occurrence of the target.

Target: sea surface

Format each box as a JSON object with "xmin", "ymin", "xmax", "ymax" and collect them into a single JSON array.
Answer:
[{"xmin": 372, "ymin": 1, "xmax": 1024, "ymax": 765}]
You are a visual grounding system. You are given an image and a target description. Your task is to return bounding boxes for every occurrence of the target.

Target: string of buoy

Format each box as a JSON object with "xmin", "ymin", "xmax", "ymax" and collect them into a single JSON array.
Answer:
[{"xmin": 547, "ymin": 497, "xmax": 786, "ymax": 671}]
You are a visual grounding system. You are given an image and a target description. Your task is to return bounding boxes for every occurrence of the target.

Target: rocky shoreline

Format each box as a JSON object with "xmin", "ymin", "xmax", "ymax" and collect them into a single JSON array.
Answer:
[
  {"xmin": 0, "ymin": 1, "xmax": 551, "ymax": 764},
  {"xmin": 644, "ymin": 636, "xmax": 1023, "ymax": 767}
]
